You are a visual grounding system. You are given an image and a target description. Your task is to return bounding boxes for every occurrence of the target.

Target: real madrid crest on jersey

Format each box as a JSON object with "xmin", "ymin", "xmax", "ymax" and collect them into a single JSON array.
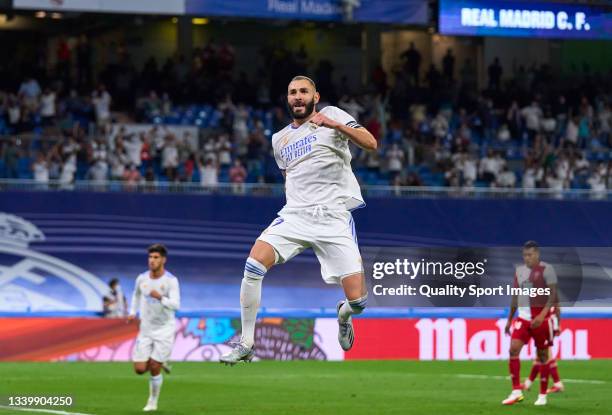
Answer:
[{"xmin": 0, "ymin": 213, "xmax": 108, "ymax": 312}]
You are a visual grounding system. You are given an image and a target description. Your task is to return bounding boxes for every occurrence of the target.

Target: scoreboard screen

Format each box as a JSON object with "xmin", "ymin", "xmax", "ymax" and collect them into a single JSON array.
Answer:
[{"xmin": 439, "ymin": 0, "xmax": 612, "ymax": 40}]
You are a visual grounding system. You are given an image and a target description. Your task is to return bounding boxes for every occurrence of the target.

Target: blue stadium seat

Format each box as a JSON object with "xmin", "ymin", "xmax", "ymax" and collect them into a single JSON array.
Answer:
[{"xmin": 17, "ymin": 157, "xmax": 31, "ymax": 178}]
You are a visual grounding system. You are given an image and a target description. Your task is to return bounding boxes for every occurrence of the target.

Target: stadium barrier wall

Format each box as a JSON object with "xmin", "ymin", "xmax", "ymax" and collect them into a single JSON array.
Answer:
[
  {"xmin": 2, "ymin": 191, "xmax": 612, "ymax": 246},
  {"xmin": 2, "ymin": 316, "xmax": 611, "ymax": 362},
  {"xmin": 1, "ymin": 191, "xmax": 612, "ymax": 313}
]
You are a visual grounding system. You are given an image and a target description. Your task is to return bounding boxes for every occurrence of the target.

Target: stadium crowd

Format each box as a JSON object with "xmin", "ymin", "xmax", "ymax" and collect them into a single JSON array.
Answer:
[{"xmin": 0, "ymin": 39, "xmax": 610, "ymax": 193}]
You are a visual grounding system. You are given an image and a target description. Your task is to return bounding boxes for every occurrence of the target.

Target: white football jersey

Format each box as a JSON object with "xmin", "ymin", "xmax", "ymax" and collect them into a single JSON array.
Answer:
[
  {"xmin": 130, "ymin": 271, "xmax": 180, "ymax": 335},
  {"xmin": 272, "ymin": 106, "xmax": 365, "ymax": 211}
]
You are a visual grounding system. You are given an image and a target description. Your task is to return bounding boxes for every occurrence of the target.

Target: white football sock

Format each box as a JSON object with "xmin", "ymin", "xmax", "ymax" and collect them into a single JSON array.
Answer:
[
  {"xmin": 149, "ymin": 374, "xmax": 163, "ymax": 402},
  {"xmin": 240, "ymin": 257, "xmax": 267, "ymax": 348}
]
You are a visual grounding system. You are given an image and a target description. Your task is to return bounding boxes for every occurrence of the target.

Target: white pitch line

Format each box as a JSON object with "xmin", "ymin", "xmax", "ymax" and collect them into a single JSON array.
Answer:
[
  {"xmin": 453, "ymin": 373, "xmax": 606, "ymax": 384},
  {"xmin": 0, "ymin": 405, "xmax": 95, "ymax": 415}
]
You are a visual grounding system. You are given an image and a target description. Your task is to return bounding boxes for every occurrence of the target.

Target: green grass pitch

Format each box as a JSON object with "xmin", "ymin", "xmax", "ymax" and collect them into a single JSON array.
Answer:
[{"xmin": 1, "ymin": 360, "xmax": 611, "ymax": 414}]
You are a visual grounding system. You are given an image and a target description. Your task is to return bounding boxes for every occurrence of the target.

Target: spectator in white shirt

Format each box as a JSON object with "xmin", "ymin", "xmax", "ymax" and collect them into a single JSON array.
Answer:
[
  {"xmin": 110, "ymin": 140, "xmax": 129, "ymax": 180},
  {"xmin": 431, "ymin": 112, "xmax": 449, "ymax": 139},
  {"xmin": 90, "ymin": 137, "xmax": 108, "ymax": 163},
  {"xmin": 587, "ymin": 171, "xmax": 607, "ymax": 199},
  {"xmin": 595, "ymin": 161, "xmax": 608, "ymax": 178},
  {"xmin": 546, "ymin": 171, "xmax": 566, "ymax": 190},
  {"xmin": 555, "ymin": 154, "xmax": 572, "ymax": 182},
  {"xmin": 60, "ymin": 137, "xmax": 80, "ymax": 172},
  {"xmin": 88, "ymin": 159, "xmax": 109, "ymax": 184},
  {"xmin": 202, "ymin": 137, "xmax": 218, "ymax": 163},
  {"xmin": 479, "ymin": 149, "xmax": 503, "ymax": 184},
  {"xmin": 232, "ymin": 104, "xmax": 249, "ymax": 142},
  {"xmin": 564, "ymin": 115, "xmax": 579, "ymax": 147},
  {"xmin": 540, "ymin": 108, "xmax": 556, "ymax": 135},
  {"xmin": 496, "ymin": 166, "xmax": 516, "ymax": 188},
  {"xmin": 59, "ymin": 160, "xmax": 76, "ymax": 189},
  {"xmin": 92, "ymin": 84, "xmax": 112, "ymax": 126},
  {"xmin": 460, "ymin": 153, "xmax": 477, "ymax": 186},
  {"xmin": 32, "ymin": 152, "xmax": 49, "ymax": 187},
  {"xmin": 386, "ymin": 143, "xmax": 404, "ymax": 181},
  {"xmin": 216, "ymin": 134, "xmax": 232, "ymax": 167},
  {"xmin": 198, "ymin": 157, "xmax": 218, "ymax": 190},
  {"xmin": 161, "ymin": 134, "xmax": 179, "ymax": 181},
  {"xmin": 149, "ymin": 125, "xmax": 166, "ymax": 152},
  {"xmin": 182, "ymin": 130, "xmax": 197, "ymax": 153},
  {"xmin": 522, "ymin": 163, "xmax": 544, "ymax": 189},
  {"xmin": 40, "ymin": 88, "xmax": 56, "ymax": 126},
  {"xmin": 8, "ymin": 95, "xmax": 21, "ymax": 130},
  {"xmin": 497, "ymin": 124, "xmax": 511, "ymax": 142},
  {"xmin": 124, "ymin": 134, "xmax": 143, "ymax": 167},
  {"xmin": 521, "ymin": 100, "xmax": 542, "ymax": 137}
]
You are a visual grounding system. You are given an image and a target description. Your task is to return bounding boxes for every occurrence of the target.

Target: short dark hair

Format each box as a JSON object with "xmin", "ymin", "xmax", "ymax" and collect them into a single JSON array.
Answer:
[
  {"xmin": 523, "ymin": 240, "xmax": 539, "ymax": 250},
  {"xmin": 109, "ymin": 278, "xmax": 119, "ymax": 287},
  {"xmin": 148, "ymin": 243, "xmax": 168, "ymax": 257},
  {"xmin": 290, "ymin": 75, "xmax": 317, "ymax": 91}
]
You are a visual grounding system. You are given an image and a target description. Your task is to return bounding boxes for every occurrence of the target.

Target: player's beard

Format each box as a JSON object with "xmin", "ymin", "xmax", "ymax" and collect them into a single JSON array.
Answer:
[{"xmin": 287, "ymin": 98, "xmax": 315, "ymax": 120}]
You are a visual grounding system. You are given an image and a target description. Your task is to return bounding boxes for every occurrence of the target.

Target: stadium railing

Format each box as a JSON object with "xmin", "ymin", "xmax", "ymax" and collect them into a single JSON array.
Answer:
[{"xmin": 1, "ymin": 179, "xmax": 611, "ymax": 200}]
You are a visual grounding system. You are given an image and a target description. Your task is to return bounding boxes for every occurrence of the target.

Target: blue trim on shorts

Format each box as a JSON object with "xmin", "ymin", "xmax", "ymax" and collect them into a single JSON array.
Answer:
[
  {"xmin": 270, "ymin": 217, "xmax": 284, "ymax": 227},
  {"xmin": 349, "ymin": 215, "xmax": 358, "ymax": 244},
  {"xmin": 348, "ymin": 200, "xmax": 366, "ymax": 211}
]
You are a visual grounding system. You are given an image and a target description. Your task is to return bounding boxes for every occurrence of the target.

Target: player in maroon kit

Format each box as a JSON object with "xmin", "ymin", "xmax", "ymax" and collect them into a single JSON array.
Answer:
[
  {"xmin": 502, "ymin": 241, "xmax": 558, "ymax": 406},
  {"xmin": 523, "ymin": 306, "xmax": 565, "ymax": 394}
]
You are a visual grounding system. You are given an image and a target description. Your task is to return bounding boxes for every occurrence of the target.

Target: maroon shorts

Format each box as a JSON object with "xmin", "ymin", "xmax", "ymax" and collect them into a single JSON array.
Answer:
[{"xmin": 511, "ymin": 317, "xmax": 554, "ymax": 349}]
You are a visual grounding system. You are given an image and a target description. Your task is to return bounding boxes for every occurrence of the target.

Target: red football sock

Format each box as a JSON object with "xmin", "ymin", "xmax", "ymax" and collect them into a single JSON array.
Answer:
[
  {"xmin": 548, "ymin": 359, "xmax": 560, "ymax": 383},
  {"xmin": 529, "ymin": 360, "xmax": 541, "ymax": 382},
  {"xmin": 540, "ymin": 361, "xmax": 550, "ymax": 394},
  {"xmin": 510, "ymin": 357, "xmax": 521, "ymax": 390}
]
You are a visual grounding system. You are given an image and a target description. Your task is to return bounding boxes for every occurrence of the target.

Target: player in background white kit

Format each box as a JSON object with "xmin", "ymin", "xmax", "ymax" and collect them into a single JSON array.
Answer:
[
  {"xmin": 128, "ymin": 244, "xmax": 180, "ymax": 411},
  {"xmin": 221, "ymin": 76, "xmax": 377, "ymax": 364}
]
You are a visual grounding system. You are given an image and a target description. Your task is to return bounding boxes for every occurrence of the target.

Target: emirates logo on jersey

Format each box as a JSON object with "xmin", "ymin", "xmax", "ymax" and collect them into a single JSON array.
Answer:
[{"xmin": 280, "ymin": 134, "xmax": 317, "ymax": 163}]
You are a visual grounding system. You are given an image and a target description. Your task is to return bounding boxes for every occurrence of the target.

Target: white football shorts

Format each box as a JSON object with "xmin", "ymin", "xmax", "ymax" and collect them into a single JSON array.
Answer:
[
  {"xmin": 257, "ymin": 207, "xmax": 363, "ymax": 284},
  {"xmin": 132, "ymin": 329, "xmax": 175, "ymax": 363}
]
